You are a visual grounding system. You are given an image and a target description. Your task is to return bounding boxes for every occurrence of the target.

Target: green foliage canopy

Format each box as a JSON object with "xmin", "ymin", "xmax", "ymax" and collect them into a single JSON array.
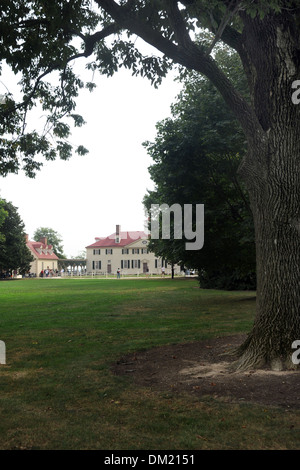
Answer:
[
  {"xmin": 0, "ymin": 200, "xmax": 8, "ymax": 244},
  {"xmin": 0, "ymin": 199, "xmax": 34, "ymax": 274},
  {"xmin": 0, "ymin": 0, "xmax": 298, "ymax": 176}
]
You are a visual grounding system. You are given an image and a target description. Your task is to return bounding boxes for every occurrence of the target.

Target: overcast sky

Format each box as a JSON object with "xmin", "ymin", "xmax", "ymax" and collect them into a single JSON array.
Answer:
[{"xmin": 0, "ymin": 62, "xmax": 181, "ymax": 258}]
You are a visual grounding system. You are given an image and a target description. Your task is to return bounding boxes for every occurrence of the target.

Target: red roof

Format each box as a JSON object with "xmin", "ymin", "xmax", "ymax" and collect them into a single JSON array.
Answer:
[
  {"xmin": 27, "ymin": 240, "xmax": 59, "ymax": 260},
  {"xmin": 86, "ymin": 231, "xmax": 148, "ymax": 248}
]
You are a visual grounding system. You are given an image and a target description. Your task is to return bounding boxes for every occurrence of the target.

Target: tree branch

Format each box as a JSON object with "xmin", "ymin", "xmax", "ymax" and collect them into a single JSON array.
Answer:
[
  {"xmin": 13, "ymin": 18, "xmax": 50, "ymax": 28},
  {"xmin": 1, "ymin": 23, "xmax": 119, "ymax": 120},
  {"xmin": 205, "ymin": 0, "xmax": 242, "ymax": 56},
  {"xmin": 83, "ymin": 23, "xmax": 120, "ymax": 57},
  {"xmin": 164, "ymin": 0, "xmax": 193, "ymax": 47},
  {"xmin": 219, "ymin": 24, "xmax": 242, "ymax": 52},
  {"xmin": 95, "ymin": 0, "xmax": 263, "ymax": 141},
  {"xmin": 95, "ymin": 0, "xmax": 180, "ymax": 58}
]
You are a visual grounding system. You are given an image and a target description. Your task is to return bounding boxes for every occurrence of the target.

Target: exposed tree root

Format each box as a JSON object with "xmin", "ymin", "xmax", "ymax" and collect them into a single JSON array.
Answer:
[
  {"xmin": 221, "ymin": 334, "xmax": 299, "ymax": 372},
  {"xmin": 234, "ymin": 350, "xmax": 266, "ymax": 372}
]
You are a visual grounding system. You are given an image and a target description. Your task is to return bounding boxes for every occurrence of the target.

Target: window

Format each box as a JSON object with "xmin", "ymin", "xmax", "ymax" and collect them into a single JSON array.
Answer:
[
  {"xmin": 122, "ymin": 248, "xmax": 129, "ymax": 254},
  {"xmin": 106, "ymin": 249, "xmax": 113, "ymax": 255},
  {"xmin": 92, "ymin": 261, "xmax": 101, "ymax": 270},
  {"xmin": 93, "ymin": 249, "xmax": 101, "ymax": 255},
  {"xmin": 131, "ymin": 260, "xmax": 140, "ymax": 269},
  {"xmin": 132, "ymin": 248, "xmax": 140, "ymax": 254},
  {"xmin": 141, "ymin": 248, "xmax": 148, "ymax": 254},
  {"xmin": 121, "ymin": 260, "xmax": 130, "ymax": 269}
]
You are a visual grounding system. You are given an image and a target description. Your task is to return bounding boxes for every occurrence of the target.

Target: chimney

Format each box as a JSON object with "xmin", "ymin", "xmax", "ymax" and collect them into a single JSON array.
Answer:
[
  {"xmin": 25, "ymin": 234, "xmax": 29, "ymax": 242},
  {"xmin": 115, "ymin": 225, "xmax": 121, "ymax": 243},
  {"xmin": 39, "ymin": 237, "xmax": 47, "ymax": 246}
]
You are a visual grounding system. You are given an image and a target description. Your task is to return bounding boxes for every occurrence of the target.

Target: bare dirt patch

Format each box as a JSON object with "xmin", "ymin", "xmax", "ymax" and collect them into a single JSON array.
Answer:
[{"xmin": 112, "ymin": 335, "xmax": 300, "ymax": 408}]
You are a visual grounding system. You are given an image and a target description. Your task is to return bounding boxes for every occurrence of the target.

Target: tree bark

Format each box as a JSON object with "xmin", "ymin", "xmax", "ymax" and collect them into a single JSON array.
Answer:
[
  {"xmin": 237, "ymin": 144, "xmax": 300, "ymax": 370},
  {"xmin": 235, "ymin": 11, "xmax": 300, "ymax": 370}
]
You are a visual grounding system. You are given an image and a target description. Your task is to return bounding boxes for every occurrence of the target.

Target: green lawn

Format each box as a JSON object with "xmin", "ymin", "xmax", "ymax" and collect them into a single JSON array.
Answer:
[{"xmin": 0, "ymin": 277, "xmax": 298, "ymax": 450}]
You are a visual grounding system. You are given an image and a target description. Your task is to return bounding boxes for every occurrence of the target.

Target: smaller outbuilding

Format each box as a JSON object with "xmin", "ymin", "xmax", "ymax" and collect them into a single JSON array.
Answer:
[{"xmin": 26, "ymin": 235, "xmax": 59, "ymax": 277}]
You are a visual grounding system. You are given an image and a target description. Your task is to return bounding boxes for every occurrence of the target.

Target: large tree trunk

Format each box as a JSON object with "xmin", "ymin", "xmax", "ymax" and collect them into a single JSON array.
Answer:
[
  {"xmin": 235, "ymin": 12, "xmax": 300, "ymax": 370},
  {"xmin": 237, "ymin": 145, "xmax": 300, "ymax": 370}
]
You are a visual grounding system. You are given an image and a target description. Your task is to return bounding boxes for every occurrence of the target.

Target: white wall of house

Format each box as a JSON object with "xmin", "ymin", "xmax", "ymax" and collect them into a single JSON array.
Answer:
[
  {"xmin": 28, "ymin": 257, "xmax": 58, "ymax": 276},
  {"xmin": 86, "ymin": 238, "xmax": 181, "ymax": 276},
  {"xmin": 36, "ymin": 260, "xmax": 58, "ymax": 275}
]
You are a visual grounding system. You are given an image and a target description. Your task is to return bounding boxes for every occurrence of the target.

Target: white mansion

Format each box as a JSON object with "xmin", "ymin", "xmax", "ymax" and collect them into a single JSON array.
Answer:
[{"xmin": 86, "ymin": 225, "xmax": 181, "ymax": 276}]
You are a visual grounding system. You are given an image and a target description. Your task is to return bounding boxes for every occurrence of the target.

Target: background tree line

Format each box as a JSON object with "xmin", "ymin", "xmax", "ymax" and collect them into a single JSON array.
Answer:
[
  {"xmin": 0, "ymin": 199, "xmax": 65, "ymax": 276},
  {"xmin": 0, "ymin": 199, "xmax": 33, "ymax": 276}
]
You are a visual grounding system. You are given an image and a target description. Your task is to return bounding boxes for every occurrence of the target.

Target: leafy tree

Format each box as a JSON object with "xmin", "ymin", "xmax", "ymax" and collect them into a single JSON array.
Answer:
[
  {"xmin": 0, "ymin": 200, "xmax": 34, "ymax": 275},
  {"xmin": 33, "ymin": 227, "xmax": 66, "ymax": 258},
  {"xmin": 1, "ymin": 0, "xmax": 300, "ymax": 369},
  {"xmin": 144, "ymin": 50, "xmax": 256, "ymax": 290},
  {"xmin": 71, "ymin": 250, "xmax": 86, "ymax": 259},
  {"xmin": 0, "ymin": 199, "xmax": 8, "ymax": 244}
]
